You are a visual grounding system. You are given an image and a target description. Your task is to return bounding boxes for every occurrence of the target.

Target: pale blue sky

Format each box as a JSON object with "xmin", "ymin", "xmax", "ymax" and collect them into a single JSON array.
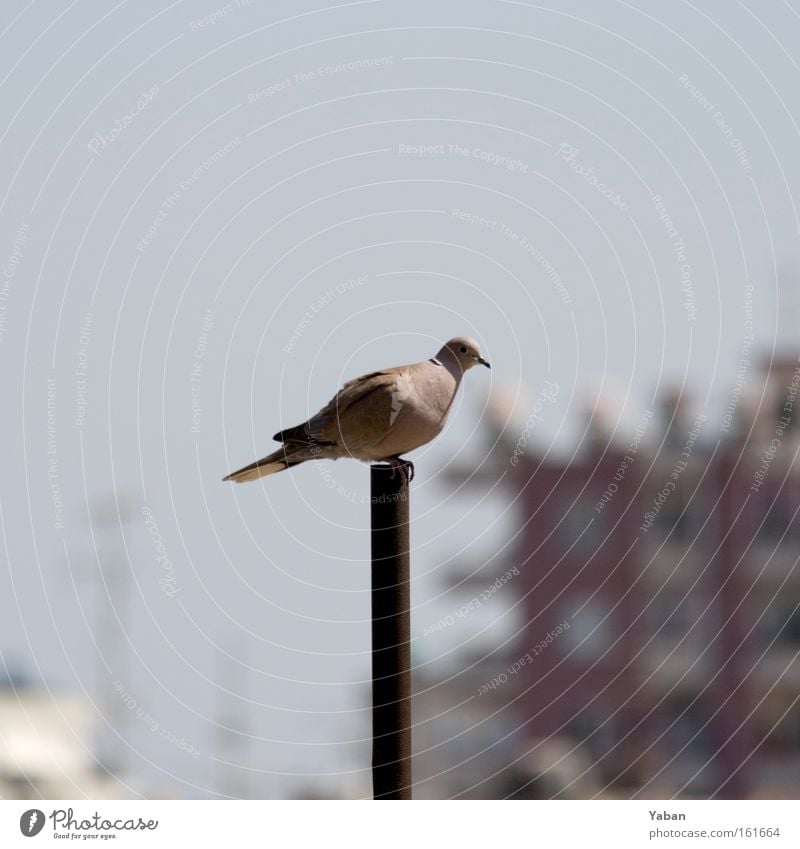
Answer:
[{"xmin": 1, "ymin": 0, "xmax": 799, "ymax": 797}]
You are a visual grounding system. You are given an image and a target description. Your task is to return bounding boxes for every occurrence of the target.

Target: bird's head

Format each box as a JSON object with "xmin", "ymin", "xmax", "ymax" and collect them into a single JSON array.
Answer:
[{"xmin": 437, "ymin": 336, "xmax": 491, "ymax": 373}]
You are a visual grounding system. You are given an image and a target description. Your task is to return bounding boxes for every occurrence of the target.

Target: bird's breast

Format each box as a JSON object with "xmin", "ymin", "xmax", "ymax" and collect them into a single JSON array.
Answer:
[{"xmin": 390, "ymin": 368, "xmax": 458, "ymax": 444}]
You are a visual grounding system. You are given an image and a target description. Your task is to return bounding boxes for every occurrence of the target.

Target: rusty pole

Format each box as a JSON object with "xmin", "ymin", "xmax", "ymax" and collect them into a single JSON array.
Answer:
[{"xmin": 370, "ymin": 463, "xmax": 412, "ymax": 799}]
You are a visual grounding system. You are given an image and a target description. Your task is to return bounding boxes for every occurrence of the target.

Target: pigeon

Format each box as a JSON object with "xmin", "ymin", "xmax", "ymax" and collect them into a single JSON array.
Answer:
[{"xmin": 223, "ymin": 336, "xmax": 490, "ymax": 483}]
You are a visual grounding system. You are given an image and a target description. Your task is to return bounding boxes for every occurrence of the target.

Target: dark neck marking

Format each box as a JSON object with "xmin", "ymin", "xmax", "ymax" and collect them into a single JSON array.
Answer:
[{"xmin": 429, "ymin": 357, "xmax": 443, "ymax": 366}]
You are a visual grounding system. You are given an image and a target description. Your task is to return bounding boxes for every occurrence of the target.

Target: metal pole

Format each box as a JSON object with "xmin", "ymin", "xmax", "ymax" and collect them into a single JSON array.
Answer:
[{"xmin": 370, "ymin": 463, "xmax": 412, "ymax": 800}]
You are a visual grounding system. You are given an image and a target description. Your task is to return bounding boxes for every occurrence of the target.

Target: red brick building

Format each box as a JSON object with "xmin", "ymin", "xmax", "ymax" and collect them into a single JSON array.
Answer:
[{"xmin": 504, "ymin": 358, "xmax": 800, "ymax": 798}]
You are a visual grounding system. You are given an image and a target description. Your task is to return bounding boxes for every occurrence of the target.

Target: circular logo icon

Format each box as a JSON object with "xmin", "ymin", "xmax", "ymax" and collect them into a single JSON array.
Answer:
[{"xmin": 19, "ymin": 809, "xmax": 45, "ymax": 837}]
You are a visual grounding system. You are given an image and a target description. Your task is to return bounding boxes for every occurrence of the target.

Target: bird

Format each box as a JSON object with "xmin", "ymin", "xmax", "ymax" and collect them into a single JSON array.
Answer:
[{"xmin": 223, "ymin": 336, "xmax": 490, "ymax": 483}]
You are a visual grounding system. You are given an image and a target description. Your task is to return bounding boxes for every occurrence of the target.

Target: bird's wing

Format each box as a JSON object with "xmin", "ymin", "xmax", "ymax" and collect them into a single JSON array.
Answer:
[{"xmin": 275, "ymin": 366, "xmax": 413, "ymax": 453}]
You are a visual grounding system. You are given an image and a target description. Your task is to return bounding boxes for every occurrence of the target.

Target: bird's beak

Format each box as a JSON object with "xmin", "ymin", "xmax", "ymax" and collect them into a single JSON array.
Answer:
[{"xmin": 478, "ymin": 356, "xmax": 491, "ymax": 369}]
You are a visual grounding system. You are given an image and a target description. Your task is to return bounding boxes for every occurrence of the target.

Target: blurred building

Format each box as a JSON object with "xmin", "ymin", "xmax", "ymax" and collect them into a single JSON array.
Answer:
[
  {"xmin": 510, "ymin": 354, "xmax": 800, "ymax": 799},
  {"xmin": 0, "ymin": 672, "xmax": 123, "ymax": 799},
  {"xmin": 423, "ymin": 352, "xmax": 800, "ymax": 799}
]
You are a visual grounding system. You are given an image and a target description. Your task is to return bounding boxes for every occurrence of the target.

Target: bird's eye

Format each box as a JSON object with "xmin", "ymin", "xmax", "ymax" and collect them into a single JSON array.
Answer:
[{"xmin": 459, "ymin": 346, "xmax": 468, "ymax": 354}]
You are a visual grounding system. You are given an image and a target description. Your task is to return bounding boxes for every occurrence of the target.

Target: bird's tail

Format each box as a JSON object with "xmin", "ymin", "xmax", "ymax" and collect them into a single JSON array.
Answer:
[{"xmin": 223, "ymin": 445, "xmax": 314, "ymax": 483}]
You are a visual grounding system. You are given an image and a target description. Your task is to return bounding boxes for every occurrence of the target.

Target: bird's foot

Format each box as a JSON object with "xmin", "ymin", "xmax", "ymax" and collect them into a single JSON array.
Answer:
[{"xmin": 385, "ymin": 457, "xmax": 414, "ymax": 483}]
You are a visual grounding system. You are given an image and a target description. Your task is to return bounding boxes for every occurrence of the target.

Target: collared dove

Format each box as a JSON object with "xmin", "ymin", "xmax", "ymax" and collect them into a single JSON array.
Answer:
[{"xmin": 223, "ymin": 336, "xmax": 490, "ymax": 482}]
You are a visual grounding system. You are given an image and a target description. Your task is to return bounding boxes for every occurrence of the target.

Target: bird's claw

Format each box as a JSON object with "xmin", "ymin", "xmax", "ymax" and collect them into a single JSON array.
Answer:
[{"xmin": 386, "ymin": 457, "xmax": 414, "ymax": 483}]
